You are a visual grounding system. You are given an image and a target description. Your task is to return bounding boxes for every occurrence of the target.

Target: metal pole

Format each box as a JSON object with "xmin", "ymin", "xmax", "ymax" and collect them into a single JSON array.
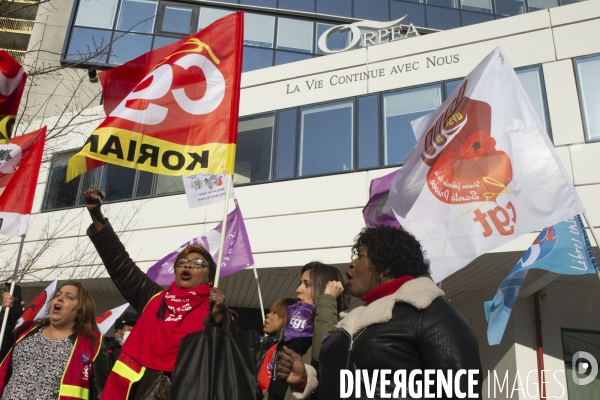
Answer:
[
  {"xmin": 252, "ymin": 264, "xmax": 266, "ymax": 322},
  {"xmin": 0, "ymin": 235, "xmax": 26, "ymax": 346},
  {"xmin": 533, "ymin": 291, "xmax": 546, "ymax": 399},
  {"xmin": 213, "ymin": 175, "xmax": 233, "ymax": 288},
  {"xmin": 581, "ymin": 213, "xmax": 600, "ymax": 280}
]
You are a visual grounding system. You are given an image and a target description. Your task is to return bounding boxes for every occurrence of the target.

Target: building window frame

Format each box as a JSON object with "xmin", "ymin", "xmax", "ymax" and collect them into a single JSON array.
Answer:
[{"xmin": 573, "ymin": 54, "xmax": 600, "ymax": 143}]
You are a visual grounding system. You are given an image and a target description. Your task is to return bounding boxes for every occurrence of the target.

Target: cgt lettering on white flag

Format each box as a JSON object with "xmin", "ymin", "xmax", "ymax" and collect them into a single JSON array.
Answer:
[
  {"xmin": 384, "ymin": 47, "xmax": 585, "ymax": 282},
  {"xmin": 182, "ymin": 173, "xmax": 231, "ymax": 209}
]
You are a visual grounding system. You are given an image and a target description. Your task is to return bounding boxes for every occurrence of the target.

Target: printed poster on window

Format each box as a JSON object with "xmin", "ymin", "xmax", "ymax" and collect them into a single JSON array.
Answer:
[{"xmin": 182, "ymin": 173, "xmax": 231, "ymax": 209}]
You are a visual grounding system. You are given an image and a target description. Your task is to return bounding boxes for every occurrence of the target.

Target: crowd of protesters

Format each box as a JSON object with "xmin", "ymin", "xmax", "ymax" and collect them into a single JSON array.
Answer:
[{"xmin": 0, "ymin": 188, "xmax": 482, "ymax": 400}]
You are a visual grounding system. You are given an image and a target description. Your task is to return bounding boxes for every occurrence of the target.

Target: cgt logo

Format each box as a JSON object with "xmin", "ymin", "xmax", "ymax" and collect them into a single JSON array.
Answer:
[{"xmin": 572, "ymin": 351, "xmax": 598, "ymax": 385}]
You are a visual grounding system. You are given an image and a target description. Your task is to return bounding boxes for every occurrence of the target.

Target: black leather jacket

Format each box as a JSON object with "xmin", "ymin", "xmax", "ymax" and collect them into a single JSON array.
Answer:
[{"xmin": 316, "ymin": 277, "xmax": 482, "ymax": 400}]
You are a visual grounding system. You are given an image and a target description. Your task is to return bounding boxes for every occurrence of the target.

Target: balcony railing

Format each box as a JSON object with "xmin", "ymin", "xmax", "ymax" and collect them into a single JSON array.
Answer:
[{"xmin": 0, "ymin": 17, "xmax": 35, "ymax": 33}]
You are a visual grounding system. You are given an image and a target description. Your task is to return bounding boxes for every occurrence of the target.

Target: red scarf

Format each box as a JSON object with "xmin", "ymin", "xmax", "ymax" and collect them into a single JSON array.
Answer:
[
  {"xmin": 361, "ymin": 276, "xmax": 414, "ymax": 303},
  {"xmin": 121, "ymin": 282, "xmax": 211, "ymax": 371}
]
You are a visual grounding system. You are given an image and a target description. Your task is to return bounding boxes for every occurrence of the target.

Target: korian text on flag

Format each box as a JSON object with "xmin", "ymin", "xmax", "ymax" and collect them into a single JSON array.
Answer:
[
  {"xmin": 0, "ymin": 51, "xmax": 27, "ymax": 144},
  {"xmin": 0, "ymin": 127, "xmax": 46, "ymax": 237},
  {"xmin": 147, "ymin": 202, "xmax": 254, "ymax": 285},
  {"xmin": 382, "ymin": 47, "xmax": 585, "ymax": 282},
  {"xmin": 66, "ymin": 13, "xmax": 244, "ymax": 181}
]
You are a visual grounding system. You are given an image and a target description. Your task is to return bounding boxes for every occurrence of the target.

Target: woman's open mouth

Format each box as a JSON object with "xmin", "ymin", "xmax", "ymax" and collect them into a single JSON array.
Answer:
[
  {"xmin": 180, "ymin": 270, "xmax": 192, "ymax": 281},
  {"xmin": 53, "ymin": 304, "xmax": 62, "ymax": 312}
]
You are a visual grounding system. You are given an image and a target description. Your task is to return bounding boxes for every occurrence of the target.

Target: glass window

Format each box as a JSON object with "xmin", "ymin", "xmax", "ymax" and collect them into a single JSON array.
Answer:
[
  {"xmin": 109, "ymin": 33, "xmax": 153, "ymax": 65},
  {"xmin": 383, "ymin": 84, "xmax": 442, "ymax": 166},
  {"xmin": 153, "ymin": 36, "xmax": 179, "ymax": 50},
  {"xmin": 426, "ymin": 6, "xmax": 461, "ymax": 29},
  {"xmin": 155, "ymin": 175, "xmax": 184, "ymax": 195},
  {"xmin": 75, "ymin": 0, "xmax": 119, "ymax": 29},
  {"xmin": 354, "ymin": 0, "xmax": 390, "ymax": 21},
  {"xmin": 527, "ymin": 0, "xmax": 558, "ymax": 11},
  {"xmin": 494, "ymin": 0, "xmax": 525, "ymax": 16},
  {"xmin": 198, "ymin": 7, "xmax": 233, "ymax": 30},
  {"xmin": 277, "ymin": 18, "xmax": 313, "ymax": 53},
  {"xmin": 390, "ymin": 1, "xmax": 426, "ymax": 28},
  {"xmin": 116, "ymin": 0, "xmax": 157, "ymax": 33},
  {"xmin": 561, "ymin": 329, "xmax": 600, "ymax": 400},
  {"xmin": 445, "ymin": 78, "xmax": 463, "ymax": 98},
  {"xmin": 426, "ymin": 0, "xmax": 458, "ymax": 8},
  {"xmin": 274, "ymin": 109, "xmax": 297, "ymax": 180},
  {"xmin": 244, "ymin": 13, "xmax": 275, "ymax": 48},
  {"xmin": 516, "ymin": 67, "xmax": 550, "ymax": 136},
  {"xmin": 242, "ymin": 46, "xmax": 273, "ymax": 72},
  {"xmin": 234, "ymin": 115, "xmax": 274, "ymax": 184},
  {"xmin": 275, "ymin": 51, "xmax": 312, "ymax": 66},
  {"xmin": 461, "ymin": 11, "xmax": 495, "ymax": 26},
  {"xmin": 299, "ymin": 100, "xmax": 353, "ymax": 177},
  {"xmin": 100, "ymin": 165, "xmax": 136, "ymax": 202},
  {"xmin": 316, "ymin": 0, "xmax": 352, "ymax": 17},
  {"xmin": 66, "ymin": 28, "xmax": 112, "ymax": 63},
  {"xmin": 42, "ymin": 153, "xmax": 82, "ymax": 211},
  {"xmin": 575, "ymin": 56, "xmax": 600, "ymax": 142},
  {"xmin": 240, "ymin": 0, "xmax": 277, "ymax": 7},
  {"xmin": 316, "ymin": 23, "xmax": 351, "ymax": 55},
  {"xmin": 278, "ymin": 0, "xmax": 315, "ymax": 13},
  {"xmin": 358, "ymin": 95, "xmax": 380, "ymax": 169},
  {"xmin": 136, "ymin": 171, "xmax": 155, "ymax": 198},
  {"xmin": 160, "ymin": 5, "xmax": 195, "ymax": 35},
  {"xmin": 461, "ymin": 0, "xmax": 493, "ymax": 13}
]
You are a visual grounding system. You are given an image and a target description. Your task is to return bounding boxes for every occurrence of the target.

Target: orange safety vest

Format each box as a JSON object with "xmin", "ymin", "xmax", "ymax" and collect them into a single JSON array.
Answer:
[{"xmin": 0, "ymin": 322, "xmax": 102, "ymax": 400}]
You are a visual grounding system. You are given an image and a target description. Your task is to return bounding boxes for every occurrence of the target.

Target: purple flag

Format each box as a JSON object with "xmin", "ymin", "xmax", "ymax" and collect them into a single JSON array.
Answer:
[
  {"xmin": 146, "ymin": 203, "xmax": 255, "ymax": 284},
  {"xmin": 283, "ymin": 303, "xmax": 314, "ymax": 340},
  {"xmin": 362, "ymin": 170, "xmax": 402, "ymax": 228}
]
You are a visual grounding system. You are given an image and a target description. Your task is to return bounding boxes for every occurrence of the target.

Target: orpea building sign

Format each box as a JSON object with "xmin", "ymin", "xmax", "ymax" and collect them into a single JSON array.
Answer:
[
  {"xmin": 283, "ymin": 14, "xmax": 459, "ymax": 95},
  {"xmin": 317, "ymin": 15, "xmax": 421, "ymax": 54}
]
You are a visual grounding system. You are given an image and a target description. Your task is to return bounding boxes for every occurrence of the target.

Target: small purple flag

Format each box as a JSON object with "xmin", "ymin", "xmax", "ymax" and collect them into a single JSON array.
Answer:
[
  {"xmin": 283, "ymin": 303, "xmax": 314, "ymax": 340},
  {"xmin": 362, "ymin": 170, "xmax": 402, "ymax": 228},
  {"xmin": 146, "ymin": 202, "xmax": 255, "ymax": 285}
]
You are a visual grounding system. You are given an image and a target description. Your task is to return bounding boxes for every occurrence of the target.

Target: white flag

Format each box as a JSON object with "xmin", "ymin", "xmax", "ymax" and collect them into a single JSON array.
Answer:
[
  {"xmin": 182, "ymin": 173, "xmax": 231, "ymax": 209},
  {"xmin": 385, "ymin": 47, "xmax": 585, "ymax": 282},
  {"xmin": 96, "ymin": 303, "xmax": 129, "ymax": 335},
  {"xmin": 16, "ymin": 279, "xmax": 57, "ymax": 328}
]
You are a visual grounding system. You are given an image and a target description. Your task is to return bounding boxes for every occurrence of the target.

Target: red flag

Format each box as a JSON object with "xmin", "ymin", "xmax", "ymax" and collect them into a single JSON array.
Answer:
[
  {"xmin": 96, "ymin": 303, "xmax": 129, "ymax": 334},
  {"xmin": 15, "ymin": 279, "xmax": 57, "ymax": 329},
  {"xmin": 0, "ymin": 51, "xmax": 27, "ymax": 143},
  {"xmin": 0, "ymin": 127, "xmax": 46, "ymax": 236},
  {"xmin": 67, "ymin": 13, "xmax": 244, "ymax": 181}
]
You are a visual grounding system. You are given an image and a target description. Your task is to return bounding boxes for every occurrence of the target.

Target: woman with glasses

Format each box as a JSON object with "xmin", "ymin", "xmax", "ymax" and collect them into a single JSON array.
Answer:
[{"xmin": 82, "ymin": 189, "xmax": 226, "ymax": 400}]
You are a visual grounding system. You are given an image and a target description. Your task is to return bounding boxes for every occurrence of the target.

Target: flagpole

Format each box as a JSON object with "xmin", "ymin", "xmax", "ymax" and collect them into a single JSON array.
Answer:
[
  {"xmin": 252, "ymin": 264, "xmax": 266, "ymax": 322},
  {"xmin": 213, "ymin": 175, "xmax": 233, "ymax": 288},
  {"xmin": 581, "ymin": 213, "xmax": 600, "ymax": 280},
  {"xmin": 0, "ymin": 234, "xmax": 26, "ymax": 347}
]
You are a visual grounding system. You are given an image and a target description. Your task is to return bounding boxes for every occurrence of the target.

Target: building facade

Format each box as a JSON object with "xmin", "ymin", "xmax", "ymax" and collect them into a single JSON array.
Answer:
[{"xmin": 3, "ymin": 0, "xmax": 600, "ymax": 398}]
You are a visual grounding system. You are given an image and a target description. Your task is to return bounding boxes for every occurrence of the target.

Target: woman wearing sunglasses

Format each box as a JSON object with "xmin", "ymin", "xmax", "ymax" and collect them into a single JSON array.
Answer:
[{"xmin": 83, "ymin": 189, "xmax": 226, "ymax": 400}]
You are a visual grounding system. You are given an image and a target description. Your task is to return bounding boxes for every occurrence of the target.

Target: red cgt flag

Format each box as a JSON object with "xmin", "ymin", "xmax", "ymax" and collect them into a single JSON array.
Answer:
[
  {"xmin": 67, "ymin": 12, "xmax": 244, "ymax": 181},
  {"xmin": 0, "ymin": 127, "xmax": 46, "ymax": 237},
  {"xmin": 0, "ymin": 51, "xmax": 27, "ymax": 143}
]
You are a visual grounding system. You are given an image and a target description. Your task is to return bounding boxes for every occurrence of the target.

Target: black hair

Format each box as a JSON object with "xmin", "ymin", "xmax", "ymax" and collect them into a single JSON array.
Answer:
[{"xmin": 351, "ymin": 225, "xmax": 431, "ymax": 279}]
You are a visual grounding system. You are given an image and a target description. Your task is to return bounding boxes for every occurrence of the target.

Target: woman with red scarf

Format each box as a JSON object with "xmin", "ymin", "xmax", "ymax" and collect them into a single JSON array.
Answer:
[{"xmin": 83, "ymin": 189, "xmax": 226, "ymax": 399}]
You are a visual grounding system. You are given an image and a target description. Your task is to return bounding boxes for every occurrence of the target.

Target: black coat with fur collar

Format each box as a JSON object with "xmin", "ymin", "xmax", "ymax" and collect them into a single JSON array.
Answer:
[{"xmin": 316, "ymin": 277, "xmax": 482, "ymax": 400}]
